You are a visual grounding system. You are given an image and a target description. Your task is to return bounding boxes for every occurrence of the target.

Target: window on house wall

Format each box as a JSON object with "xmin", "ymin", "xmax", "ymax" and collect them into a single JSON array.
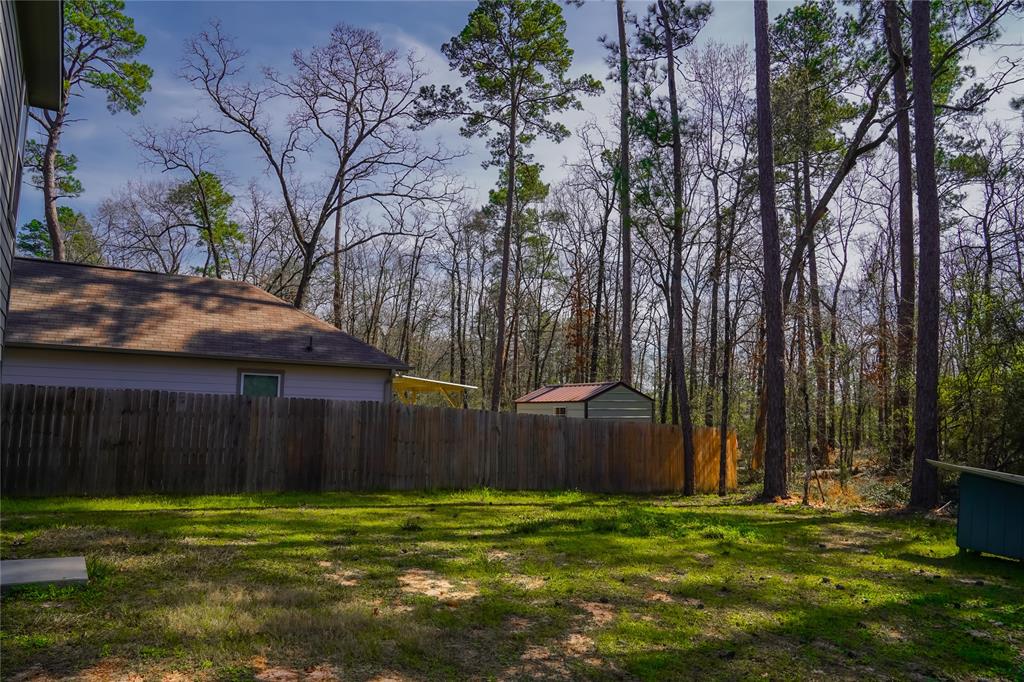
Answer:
[
  {"xmin": 240, "ymin": 372, "xmax": 282, "ymax": 397},
  {"xmin": 555, "ymin": 407, "xmax": 567, "ymax": 417}
]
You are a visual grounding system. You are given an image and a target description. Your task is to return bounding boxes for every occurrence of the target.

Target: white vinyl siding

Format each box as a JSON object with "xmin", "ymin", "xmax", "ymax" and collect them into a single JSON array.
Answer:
[
  {"xmin": 585, "ymin": 384, "xmax": 653, "ymax": 421},
  {"xmin": 1, "ymin": 347, "xmax": 393, "ymax": 402},
  {"xmin": 515, "ymin": 401, "xmax": 586, "ymax": 418}
]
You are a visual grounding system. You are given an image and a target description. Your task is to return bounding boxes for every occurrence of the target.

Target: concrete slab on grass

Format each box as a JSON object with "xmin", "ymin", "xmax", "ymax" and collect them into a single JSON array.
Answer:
[{"xmin": 0, "ymin": 557, "xmax": 88, "ymax": 591}]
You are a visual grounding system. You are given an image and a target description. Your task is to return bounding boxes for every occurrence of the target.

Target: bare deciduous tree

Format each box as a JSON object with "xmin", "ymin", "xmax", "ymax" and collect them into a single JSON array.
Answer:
[{"xmin": 181, "ymin": 21, "xmax": 458, "ymax": 310}]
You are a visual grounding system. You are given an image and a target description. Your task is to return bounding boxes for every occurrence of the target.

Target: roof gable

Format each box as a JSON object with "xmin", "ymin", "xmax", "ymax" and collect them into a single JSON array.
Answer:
[{"xmin": 7, "ymin": 258, "xmax": 408, "ymax": 370}]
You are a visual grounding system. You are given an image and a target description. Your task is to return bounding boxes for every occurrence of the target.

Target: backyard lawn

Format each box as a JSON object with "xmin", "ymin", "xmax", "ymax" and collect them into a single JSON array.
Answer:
[{"xmin": 1, "ymin": 490, "xmax": 1021, "ymax": 681}]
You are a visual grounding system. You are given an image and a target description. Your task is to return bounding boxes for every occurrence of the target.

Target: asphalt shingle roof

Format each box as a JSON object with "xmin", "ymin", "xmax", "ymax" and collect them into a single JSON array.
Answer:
[{"xmin": 7, "ymin": 258, "xmax": 408, "ymax": 370}]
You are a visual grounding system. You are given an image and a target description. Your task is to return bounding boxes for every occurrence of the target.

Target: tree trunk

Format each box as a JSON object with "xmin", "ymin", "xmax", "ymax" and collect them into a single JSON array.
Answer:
[
  {"xmin": 490, "ymin": 107, "xmax": 517, "ymax": 411},
  {"xmin": 802, "ymin": 153, "xmax": 828, "ymax": 464},
  {"xmin": 617, "ymin": 0, "xmax": 634, "ymax": 385},
  {"xmin": 705, "ymin": 175, "xmax": 722, "ymax": 426},
  {"xmin": 794, "ymin": 162, "xmax": 813, "ymax": 504},
  {"xmin": 877, "ymin": 264, "xmax": 890, "ymax": 447},
  {"xmin": 448, "ymin": 268, "xmax": 457, "ymax": 380},
  {"xmin": 42, "ymin": 118, "xmax": 66, "ymax": 261},
  {"xmin": 659, "ymin": 0, "xmax": 697, "ymax": 495},
  {"xmin": 398, "ymin": 240, "xmax": 423, "ymax": 364},
  {"xmin": 660, "ymin": 315, "xmax": 671, "ymax": 423},
  {"xmin": 332, "ymin": 176, "xmax": 346, "ymax": 328},
  {"xmin": 511, "ymin": 236, "xmax": 524, "ymax": 399},
  {"xmin": 589, "ymin": 213, "xmax": 608, "ymax": 381},
  {"xmin": 909, "ymin": 0, "xmax": 941, "ymax": 508},
  {"xmin": 853, "ymin": 356, "xmax": 862, "ymax": 452},
  {"xmin": 293, "ymin": 242, "xmax": 317, "ymax": 309},
  {"xmin": 718, "ymin": 223, "xmax": 733, "ymax": 497},
  {"xmin": 458, "ymin": 256, "xmax": 469, "ymax": 405},
  {"xmin": 751, "ymin": 317, "xmax": 766, "ymax": 469},
  {"xmin": 885, "ymin": 0, "xmax": 916, "ymax": 470},
  {"xmin": 689, "ymin": 286, "xmax": 699, "ymax": 399},
  {"xmin": 828, "ymin": 307, "xmax": 838, "ymax": 444},
  {"xmin": 207, "ymin": 234, "xmax": 223, "ymax": 278},
  {"xmin": 754, "ymin": 0, "xmax": 788, "ymax": 500},
  {"xmin": 531, "ymin": 272, "xmax": 545, "ymax": 389},
  {"xmin": 799, "ymin": 272, "xmax": 812, "ymax": 505}
]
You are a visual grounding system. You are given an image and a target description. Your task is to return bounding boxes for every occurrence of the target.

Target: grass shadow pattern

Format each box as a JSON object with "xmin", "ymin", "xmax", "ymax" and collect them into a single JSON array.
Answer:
[{"xmin": 1, "ymin": 489, "xmax": 1022, "ymax": 681}]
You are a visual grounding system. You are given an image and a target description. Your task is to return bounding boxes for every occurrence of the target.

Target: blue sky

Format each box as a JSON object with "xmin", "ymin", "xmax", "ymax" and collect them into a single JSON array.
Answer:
[{"xmin": 16, "ymin": 1, "xmax": 1023, "ymax": 227}]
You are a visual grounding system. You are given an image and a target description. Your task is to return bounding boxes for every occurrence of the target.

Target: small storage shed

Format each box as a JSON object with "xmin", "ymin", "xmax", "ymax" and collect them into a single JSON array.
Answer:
[
  {"xmin": 514, "ymin": 381, "xmax": 653, "ymax": 421},
  {"xmin": 928, "ymin": 460, "xmax": 1023, "ymax": 561}
]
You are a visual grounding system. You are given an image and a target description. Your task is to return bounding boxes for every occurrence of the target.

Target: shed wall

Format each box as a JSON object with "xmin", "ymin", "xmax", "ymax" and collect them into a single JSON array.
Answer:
[
  {"xmin": 586, "ymin": 384, "xmax": 654, "ymax": 421},
  {"xmin": 1, "ymin": 347, "xmax": 393, "ymax": 402},
  {"xmin": 957, "ymin": 472, "xmax": 1024, "ymax": 560},
  {"xmin": 515, "ymin": 401, "xmax": 586, "ymax": 418}
]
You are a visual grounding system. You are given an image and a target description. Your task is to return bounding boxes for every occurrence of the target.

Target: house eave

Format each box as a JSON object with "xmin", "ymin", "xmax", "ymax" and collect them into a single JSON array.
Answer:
[
  {"xmin": 15, "ymin": 0, "xmax": 63, "ymax": 111},
  {"xmin": 4, "ymin": 342, "xmax": 411, "ymax": 373}
]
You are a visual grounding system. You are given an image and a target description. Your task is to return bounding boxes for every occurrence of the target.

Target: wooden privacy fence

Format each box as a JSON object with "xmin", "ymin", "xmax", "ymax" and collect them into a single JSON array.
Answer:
[{"xmin": 1, "ymin": 384, "xmax": 738, "ymax": 497}]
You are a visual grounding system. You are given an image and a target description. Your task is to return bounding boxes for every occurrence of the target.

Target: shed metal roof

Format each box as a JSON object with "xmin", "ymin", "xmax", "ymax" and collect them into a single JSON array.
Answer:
[
  {"xmin": 514, "ymin": 381, "xmax": 651, "ymax": 404},
  {"xmin": 927, "ymin": 460, "xmax": 1024, "ymax": 487}
]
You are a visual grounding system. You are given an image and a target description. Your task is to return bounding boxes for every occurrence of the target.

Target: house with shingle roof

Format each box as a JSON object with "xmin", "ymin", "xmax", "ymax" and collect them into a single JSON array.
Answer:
[
  {"xmin": 514, "ymin": 381, "xmax": 654, "ymax": 421},
  {"xmin": 1, "ymin": 258, "xmax": 408, "ymax": 401}
]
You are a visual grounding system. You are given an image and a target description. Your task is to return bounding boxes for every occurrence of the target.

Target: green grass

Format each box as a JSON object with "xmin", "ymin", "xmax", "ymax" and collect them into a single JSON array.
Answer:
[{"xmin": 1, "ymin": 489, "xmax": 1021, "ymax": 680}]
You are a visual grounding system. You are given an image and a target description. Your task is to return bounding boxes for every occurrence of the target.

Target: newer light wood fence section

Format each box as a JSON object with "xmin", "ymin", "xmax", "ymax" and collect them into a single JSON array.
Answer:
[{"xmin": 1, "ymin": 384, "xmax": 737, "ymax": 497}]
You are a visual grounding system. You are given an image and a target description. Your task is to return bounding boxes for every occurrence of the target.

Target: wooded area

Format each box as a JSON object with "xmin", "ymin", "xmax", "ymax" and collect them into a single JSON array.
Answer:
[
  {"xmin": 0, "ymin": 384, "xmax": 738, "ymax": 496},
  {"xmin": 17, "ymin": 0, "xmax": 1024, "ymax": 505}
]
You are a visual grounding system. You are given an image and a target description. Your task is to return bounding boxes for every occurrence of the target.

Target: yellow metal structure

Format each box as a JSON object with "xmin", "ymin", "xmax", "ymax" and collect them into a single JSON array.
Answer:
[{"xmin": 393, "ymin": 375, "xmax": 477, "ymax": 407}]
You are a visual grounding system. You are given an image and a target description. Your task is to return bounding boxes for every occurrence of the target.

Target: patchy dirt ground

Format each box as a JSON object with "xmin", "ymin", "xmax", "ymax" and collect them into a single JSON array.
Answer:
[
  {"xmin": 398, "ymin": 568, "xmax": 479, "ymax": 601},
  {"xmin": 1, "ymin": 489, "xmax": 1021, "ymax": 681}
]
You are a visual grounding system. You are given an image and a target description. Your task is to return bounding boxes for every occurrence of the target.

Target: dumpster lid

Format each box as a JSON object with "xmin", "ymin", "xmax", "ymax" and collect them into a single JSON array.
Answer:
[{"xmin": 927, "ymin": 460, "xmax": 1024, "ymax": 487}]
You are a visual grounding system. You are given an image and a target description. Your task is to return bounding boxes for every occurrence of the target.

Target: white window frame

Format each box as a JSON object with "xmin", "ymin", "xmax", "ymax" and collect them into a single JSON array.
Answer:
[
  {"xmin": 238, "ymin": 371, "xmax": 283, "ymax": 397},
  {"xmin": 554, "ymin": 406, "xmax": 567, "ymax": 417}
]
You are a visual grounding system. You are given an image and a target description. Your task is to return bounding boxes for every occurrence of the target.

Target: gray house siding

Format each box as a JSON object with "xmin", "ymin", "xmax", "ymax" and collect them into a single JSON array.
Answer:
[
  {"xmin": 586, "ymin": 384, "xmax": 654, "ymax": 421},
  {"xmin": 2, "ymin": 347, "xmax": 394, "ymax": 402},
  {"xmin": 1, "ymin": 1, "xmax": 26, "ymax": 362}
]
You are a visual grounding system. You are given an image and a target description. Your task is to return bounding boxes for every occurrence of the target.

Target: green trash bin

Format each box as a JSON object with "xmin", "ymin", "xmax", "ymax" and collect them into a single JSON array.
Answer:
[{"xmin": 929, "ymin": 460, "xmax": 1024, "ymax": 561}]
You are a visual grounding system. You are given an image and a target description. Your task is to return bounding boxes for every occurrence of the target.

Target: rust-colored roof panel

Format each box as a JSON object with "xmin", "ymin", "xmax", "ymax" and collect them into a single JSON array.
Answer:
[
  {"xmin": 7, "ymin": 258, "xmax": 408, "ymax": 370},
  {"xmin": 514, "ymin": 381, "xmax": 622, "ymax": 403},
  {"xmin": 515, "ymin": 385, "xmax": 558, "ymax": 402}
]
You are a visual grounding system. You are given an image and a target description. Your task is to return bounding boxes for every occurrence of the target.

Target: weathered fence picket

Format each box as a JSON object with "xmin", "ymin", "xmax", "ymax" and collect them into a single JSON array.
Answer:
[{"xmin": 1, "ymin": 384, "xmax": 738, "ymax": 496}]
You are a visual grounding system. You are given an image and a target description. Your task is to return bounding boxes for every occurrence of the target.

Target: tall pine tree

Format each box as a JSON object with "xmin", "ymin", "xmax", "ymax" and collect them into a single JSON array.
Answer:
[{"xmin": 418, "ymin": 0, "xmax": 602, "ymax": 410}]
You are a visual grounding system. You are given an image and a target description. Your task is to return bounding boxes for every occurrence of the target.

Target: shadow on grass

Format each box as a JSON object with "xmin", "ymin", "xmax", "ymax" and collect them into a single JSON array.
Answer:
[{"xmin": 1, "ymin": 493, "xmax": 1022, "ymax": 680}]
